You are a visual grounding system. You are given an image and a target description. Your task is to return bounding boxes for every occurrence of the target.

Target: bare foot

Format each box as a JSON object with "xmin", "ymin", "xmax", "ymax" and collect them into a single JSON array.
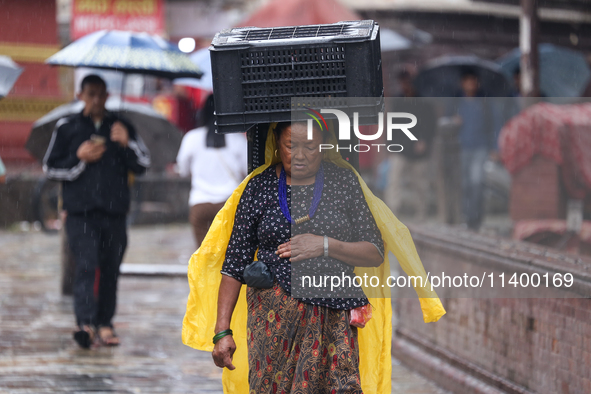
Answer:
[{"xmin": 98, "ymin": 326, "xmax": 120, "ymax": 346}]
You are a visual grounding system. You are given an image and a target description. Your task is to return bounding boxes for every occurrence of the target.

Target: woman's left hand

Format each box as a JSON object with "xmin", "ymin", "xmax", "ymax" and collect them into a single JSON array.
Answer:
[{"xmin": 276, "ymin": 234, "xmax": 323, "ymax": 262}]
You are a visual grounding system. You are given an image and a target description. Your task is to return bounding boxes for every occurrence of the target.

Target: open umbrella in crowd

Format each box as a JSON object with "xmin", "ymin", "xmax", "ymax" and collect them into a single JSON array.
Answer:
[
  {"xmin": 497, "ymin": 43, "xmax": 591, "ymax": 97},
  {"xmin": 28, "ymin": 29, "xmax": 203, "ymax": 172},
  {"xmin": 0, "ymin": 55, "xmax": 23, "ymax": 99},
  {"xmin": 414, "ymin": 55, "xmax": 513, "ymax": 97},
  {"xmin": 46, "ymin": 30, "xmax": 203, "ymax": 79}
]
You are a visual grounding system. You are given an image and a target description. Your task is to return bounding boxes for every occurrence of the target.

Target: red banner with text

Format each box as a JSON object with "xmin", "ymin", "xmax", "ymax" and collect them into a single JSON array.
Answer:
[{"xmin": 71, "ymin": 0, "xmax": 165, "ymax": 40}]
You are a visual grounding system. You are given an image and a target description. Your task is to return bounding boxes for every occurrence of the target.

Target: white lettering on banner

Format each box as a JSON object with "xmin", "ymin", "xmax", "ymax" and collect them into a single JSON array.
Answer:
[{"xmin": 75, "ymin": 15, "xmax": 159, "ymax": 34}]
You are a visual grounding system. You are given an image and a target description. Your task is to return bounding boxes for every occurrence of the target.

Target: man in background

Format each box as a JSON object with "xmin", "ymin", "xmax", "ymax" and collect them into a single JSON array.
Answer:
[
  {"xmin": 44, "ymin": 75, "xmax": 150, "ymax": 348},
  {"xmin": 385, "ymin": 70, "xmax": 436, "ymax": 221},
  {"xmin": 455, "ymin": 68, "xmax": 497, "ymax": 230}
]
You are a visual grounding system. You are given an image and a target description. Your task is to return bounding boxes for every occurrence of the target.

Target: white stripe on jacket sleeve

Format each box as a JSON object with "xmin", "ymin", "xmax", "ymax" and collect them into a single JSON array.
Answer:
[
  {"xmin": 128, "ymin": 134, "xmax": 151, "ymax": 168},
  {"xmin": 42, "ymin": 118, "xmax": 87, "ymax": 181}
]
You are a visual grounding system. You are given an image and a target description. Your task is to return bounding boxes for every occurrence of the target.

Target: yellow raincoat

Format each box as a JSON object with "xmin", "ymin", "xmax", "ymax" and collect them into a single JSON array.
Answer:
[{"xmin": 183, "ymin": 124, "xmax": 446, "ymax": 393}]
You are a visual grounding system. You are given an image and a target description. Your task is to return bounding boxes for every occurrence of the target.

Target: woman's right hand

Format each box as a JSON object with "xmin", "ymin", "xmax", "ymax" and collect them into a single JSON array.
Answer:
[
  {"xmin": 214, "ymin": 276, "xmax": 241, "ymax": 369},
  {"xmin": 212, "ymin": 334, "xmax": 236, "ymax": 370}
]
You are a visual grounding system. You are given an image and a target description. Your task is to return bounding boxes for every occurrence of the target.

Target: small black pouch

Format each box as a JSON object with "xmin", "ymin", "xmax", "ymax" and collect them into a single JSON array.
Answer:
[{"xmin": 243, "ymin": 260, "xmax": 274, "ymax": 288}]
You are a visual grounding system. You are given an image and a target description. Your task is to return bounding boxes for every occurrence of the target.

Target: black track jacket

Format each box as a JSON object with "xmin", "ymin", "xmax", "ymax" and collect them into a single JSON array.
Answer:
[{"xmin": 43, "ymin": 111, "xmax": 151, "ymax": 216}]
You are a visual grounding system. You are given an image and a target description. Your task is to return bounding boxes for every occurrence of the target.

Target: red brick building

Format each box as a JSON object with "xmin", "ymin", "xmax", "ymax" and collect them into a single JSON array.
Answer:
[{"xmin": 0, "ymin": 0, "xmax": 68, "ymax": 167}]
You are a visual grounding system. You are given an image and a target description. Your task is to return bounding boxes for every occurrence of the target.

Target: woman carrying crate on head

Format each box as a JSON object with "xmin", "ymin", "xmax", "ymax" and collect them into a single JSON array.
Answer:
[{"xmin": 183, "ymin": 21, "xmax": 445, "ymax": 394}]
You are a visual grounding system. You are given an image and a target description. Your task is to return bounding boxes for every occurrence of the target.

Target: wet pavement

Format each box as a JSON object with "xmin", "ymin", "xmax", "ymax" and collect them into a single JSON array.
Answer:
[{"xmin": 0, "ymin": 224, "xmax": 448, "ymax": 393}]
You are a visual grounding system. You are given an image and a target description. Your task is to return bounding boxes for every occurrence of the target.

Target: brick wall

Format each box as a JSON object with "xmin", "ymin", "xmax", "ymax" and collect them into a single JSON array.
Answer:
[
  {"xmin": 393, "ymin": 226, "xmax": 591, "ymax": 394},
  {"xmin": 0, "ymin": 0, "xmax": 63, "ymax": 165}
]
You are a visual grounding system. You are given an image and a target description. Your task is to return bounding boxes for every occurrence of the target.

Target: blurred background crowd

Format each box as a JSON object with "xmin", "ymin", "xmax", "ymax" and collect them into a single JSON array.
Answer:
[
  {"xmin": 2, "ymin": 0, "xmax": 590, "ymax": 256},
  {"xmin": 2, "ymin": 1, "xmax": 591, "ymax": 393}
]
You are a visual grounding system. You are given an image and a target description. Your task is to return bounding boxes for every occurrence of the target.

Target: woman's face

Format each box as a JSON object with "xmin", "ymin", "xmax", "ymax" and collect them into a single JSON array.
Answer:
[{"xmin": 277, "ymin": 123, "xmax": 323, "ymax": 182}]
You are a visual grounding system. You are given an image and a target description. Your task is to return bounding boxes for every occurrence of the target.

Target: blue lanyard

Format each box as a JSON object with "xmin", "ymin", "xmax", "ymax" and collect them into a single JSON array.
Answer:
[{"xmin": 278, "ymin": 162, "xmax": 324, "ymax": 225}]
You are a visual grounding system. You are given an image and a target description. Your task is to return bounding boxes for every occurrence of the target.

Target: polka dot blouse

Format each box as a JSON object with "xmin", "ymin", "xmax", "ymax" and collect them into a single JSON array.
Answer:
[{"xmin": 221, "ymin": 161, "xmax": 384, "ymax": 310}]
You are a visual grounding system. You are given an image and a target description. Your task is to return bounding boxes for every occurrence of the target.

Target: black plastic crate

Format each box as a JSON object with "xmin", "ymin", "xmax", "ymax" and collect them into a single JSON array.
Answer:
[{"xmin": 210, "ymin": 20, "xmax": 383, "ymax": 133}]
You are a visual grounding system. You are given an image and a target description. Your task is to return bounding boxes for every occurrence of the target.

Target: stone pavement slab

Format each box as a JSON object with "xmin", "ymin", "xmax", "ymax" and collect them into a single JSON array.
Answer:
[{"xmin": 0, "ymin": 225, "xmax": 448, "ymax": 393}]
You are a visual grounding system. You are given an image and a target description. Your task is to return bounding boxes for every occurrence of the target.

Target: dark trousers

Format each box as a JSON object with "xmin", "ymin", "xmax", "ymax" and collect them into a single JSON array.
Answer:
[
  {"xmin": 189, "ymin": 202, "xmax": 225, "ymax": 249},
  {"xmin": 65, "ymin": 211, "xmax": 127, "ymax": 328},
  {"xmin": 460, "ymin": 148, "xmax": 488, "ymax": 230}
]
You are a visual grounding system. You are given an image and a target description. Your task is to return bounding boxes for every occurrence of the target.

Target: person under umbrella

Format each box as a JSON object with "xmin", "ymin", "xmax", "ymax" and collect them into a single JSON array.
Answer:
[{"xmin": 43, "ymin": 75, "xmax": 150, "ymax": 348}]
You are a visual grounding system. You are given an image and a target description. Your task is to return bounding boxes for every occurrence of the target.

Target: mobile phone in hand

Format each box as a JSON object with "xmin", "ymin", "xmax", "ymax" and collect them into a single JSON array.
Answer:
[{"xmin": 90, "ymin": 134, "xmax": 106, "ymax": 145}]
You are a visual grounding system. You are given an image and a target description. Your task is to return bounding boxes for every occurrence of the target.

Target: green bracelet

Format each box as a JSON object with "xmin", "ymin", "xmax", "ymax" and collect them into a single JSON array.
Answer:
[{"xmin": 213, "ymin": 329, "xmax": 233, "ymax": 344}]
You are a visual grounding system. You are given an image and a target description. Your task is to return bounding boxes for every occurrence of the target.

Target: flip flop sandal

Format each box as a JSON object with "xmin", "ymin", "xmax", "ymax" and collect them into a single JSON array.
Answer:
[
  {"xmin": 98, "ymin": 326, "xmax": 120, "ymax": 347},
  {"xmin": 73, "ymin": 326, "xmax": 95, "ymax": 349}
]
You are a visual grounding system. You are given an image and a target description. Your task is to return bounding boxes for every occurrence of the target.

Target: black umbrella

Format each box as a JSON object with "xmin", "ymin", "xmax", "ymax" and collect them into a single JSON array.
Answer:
[
  {"xmin": 414, "ymin": 55, "xmax": 513, "ymax": 97},
  {"xmin": 27, "ymin": 97, "xmax": 182, "ymax": 172}
]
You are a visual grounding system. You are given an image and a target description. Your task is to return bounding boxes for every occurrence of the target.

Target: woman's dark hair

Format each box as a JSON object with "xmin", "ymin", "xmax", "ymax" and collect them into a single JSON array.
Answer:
[
  {"xmin": 274, "ymin": 122, "xmax": 292, "ymax": 141},
  {"xmin": 274, "ymin": 121, "xmax": 324, "ymax": 142},
  {"xmin": 203, "ymin": 94, "xmax": 226, "ymax": 148}
]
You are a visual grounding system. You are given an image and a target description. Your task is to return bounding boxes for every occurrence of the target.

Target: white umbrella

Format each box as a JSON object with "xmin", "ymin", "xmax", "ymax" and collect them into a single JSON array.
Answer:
[
  {"xmin": 380, "ymin": 28, "xmax": 432, "ymax": 52},
  {"xmin": 46, "ymin": 30, "xmax": 202, "ymax": 79},
  {"xmin": 0, "ymin": 55, "xmax": 23, "ymax": 99},
  {"xmin": 46, "ymin": 30, "xmax": 203, "ymax": 111},
  {"xmin": 380, "ymin": 29, "xmax": 412, "ymax": 52},
  {"xmin": 174, "ymin": 48, "xmax": 213, "ymax": 92}
]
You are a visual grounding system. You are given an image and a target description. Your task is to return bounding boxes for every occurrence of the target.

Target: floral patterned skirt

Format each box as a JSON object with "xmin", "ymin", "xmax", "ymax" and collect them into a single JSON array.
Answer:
[{"xmin": 246, "ymin": 283, "xmax": 362, "ymax": 394}]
